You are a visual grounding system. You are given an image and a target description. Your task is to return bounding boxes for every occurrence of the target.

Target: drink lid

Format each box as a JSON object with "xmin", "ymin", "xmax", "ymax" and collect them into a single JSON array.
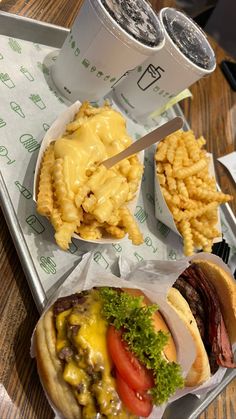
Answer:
[
  {"xmin": 92, "ymin": 0, "xmax": 165, "ymax": 53},
  {"xmin": 101, "ymin": 0, "xmax": 164, "ymax": 47},
  {"xmin": 161, "ymin": 8, "xmax": 215, "ymax": 71}
]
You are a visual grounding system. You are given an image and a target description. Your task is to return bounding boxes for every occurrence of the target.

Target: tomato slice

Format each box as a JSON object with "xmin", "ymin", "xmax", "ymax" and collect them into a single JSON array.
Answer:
[
  {"xmin": 116, "ymin": 371, "xmax": 153, "ymax": 417},
  {"xmin": 107, "ymin": 325, "xmax": 154, "ymax": 391}
]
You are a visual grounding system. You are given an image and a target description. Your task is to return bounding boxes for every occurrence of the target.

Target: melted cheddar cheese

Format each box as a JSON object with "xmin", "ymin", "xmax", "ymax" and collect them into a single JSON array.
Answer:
[
  {"xmin": 54, "ymin": 108, "xmax": 132, "ymax": 197},
  {"xmin": 55, "ymin": 289, "xmax": 135, "ymax": 418}
]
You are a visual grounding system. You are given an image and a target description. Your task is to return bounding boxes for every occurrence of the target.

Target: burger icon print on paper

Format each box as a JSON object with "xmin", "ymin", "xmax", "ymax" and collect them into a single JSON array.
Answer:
[{"xmin": 137, "ymin": 64, "xmax": 165, "ymax": 91}]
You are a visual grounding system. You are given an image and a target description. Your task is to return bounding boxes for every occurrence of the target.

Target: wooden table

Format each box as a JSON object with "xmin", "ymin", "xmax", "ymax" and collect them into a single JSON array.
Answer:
[{"xmin": 0, "ymin": 1, "xmax": 235, "ymax": 418}]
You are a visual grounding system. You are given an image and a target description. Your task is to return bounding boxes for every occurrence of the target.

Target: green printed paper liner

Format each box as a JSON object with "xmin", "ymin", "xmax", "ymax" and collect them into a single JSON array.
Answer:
[
  {"xmin": 154, "ymin": 153, "xmax": 222, "ymax": 243},
  {"xmin": 31, "ymin": 251, "xmax": 234, "ymax": 419},
  {"xmin": 33, "ymin": 101, "xmax": 144, "ymax": 244}
]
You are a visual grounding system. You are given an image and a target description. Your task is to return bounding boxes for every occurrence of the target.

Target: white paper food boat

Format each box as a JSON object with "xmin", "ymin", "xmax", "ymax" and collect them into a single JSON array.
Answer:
[
  {"xmin": 33, "ymin": 101, "xmax": 143, "ymax": 244},
  {"xmin": 154, "ymin": 153, "xmax": 222, "ymax": 242}
]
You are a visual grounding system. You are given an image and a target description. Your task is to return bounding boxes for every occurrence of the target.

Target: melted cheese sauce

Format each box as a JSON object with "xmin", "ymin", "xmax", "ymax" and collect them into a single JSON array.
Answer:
[
  {"xmin": 54, "ymin": 109, "xmax": 132, "ymax": 195},
  {"xmin": 55, "ymin": 290, "xmax": 135, "ymax": 418}
]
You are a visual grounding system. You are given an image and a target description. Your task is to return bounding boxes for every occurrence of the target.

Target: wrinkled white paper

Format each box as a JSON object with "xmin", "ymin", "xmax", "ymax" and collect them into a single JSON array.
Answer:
[{"xmin": 218, "ymin": 152, "xmax": 236, "ymax": 184}]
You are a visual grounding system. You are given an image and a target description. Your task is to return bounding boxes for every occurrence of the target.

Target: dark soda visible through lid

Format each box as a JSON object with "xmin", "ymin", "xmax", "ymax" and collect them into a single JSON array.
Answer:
[
  {"xmin": 101, "ymin": 0, "xmax": 164, "ymax": 47},
  {"xmin": 162, "ymin": 8, "xmax": 215, "ymax": 70}
]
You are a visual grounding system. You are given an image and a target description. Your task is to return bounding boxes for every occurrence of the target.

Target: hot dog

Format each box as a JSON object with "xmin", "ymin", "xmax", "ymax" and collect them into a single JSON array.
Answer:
[{"xmin": 168, "ymin": 259, "xmax": 236, "ymax": 387}]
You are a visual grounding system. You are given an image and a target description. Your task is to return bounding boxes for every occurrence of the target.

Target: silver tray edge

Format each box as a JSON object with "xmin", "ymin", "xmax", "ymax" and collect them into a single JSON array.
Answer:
[
  {"xmin": 0, "ymin": 12, "xmax": 235, "ymax": 419},
  {"xmin": 0, "ymin": 172, "xmax": 47, "ymax": 311}
]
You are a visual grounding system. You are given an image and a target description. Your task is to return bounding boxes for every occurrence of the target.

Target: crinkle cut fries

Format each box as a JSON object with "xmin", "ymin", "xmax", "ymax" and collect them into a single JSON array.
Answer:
[{"xmin": 155, "ymin": 130, "xmax": 232, "ymax": 256}]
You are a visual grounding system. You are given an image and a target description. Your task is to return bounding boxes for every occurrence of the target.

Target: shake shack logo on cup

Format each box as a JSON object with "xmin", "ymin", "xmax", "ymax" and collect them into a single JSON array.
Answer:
[
  {"xmin": 112, "ymin": 7, "xmax": 216, "ymax": 123},
  {"xmin": 137, "ymin": 64, "xmax": 165, "ymax": 91},
  {"xmin": 51, "ymin": 0, "xmax": 165, "ymax": 103}
]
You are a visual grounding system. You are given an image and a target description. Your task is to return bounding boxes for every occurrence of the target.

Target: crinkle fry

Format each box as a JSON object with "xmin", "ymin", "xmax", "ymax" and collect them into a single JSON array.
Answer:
[
  {"xmin": 157, "ymin": 173, "xmax": 166, "ymax": 186},
  {"xmin": 190, "ymin": 218, "xmax": 220, "ymax": 239},
  {"xmin": 155, "ymin": 141, "xmax": 168, "ymax": 162},
  {"xmin": 189, "ymin": 187, "xmax": 232, "ymax": 203},
  {"xmin": 53, "ymin": 158, "xmax": 81, "ymax": 223},
  {"xmin": 191, "ymin": 231, "xmax": 212, "ymax": 253},
  {"xmin": 167, "ymin": 176, "xmax": 177, "ymax": 191},
  {"xmin": 174, "ymin": 158, "xmax": 208, "ymax": 179},
  {"xmin": 119, "ymin": 206, "xmax": 143, "ymax": 245},
  {"xmin": 178, "ymin": 139, "xmax": 190, "ymax": 167},
  {"xmin": 55, "ymin": 221, "xmax": 77, "ymax": 250},
  {"xmin": 197, "ymin": 135, "xmax": 206, "ymax": 148},
  {"xmin": 177, "ymin": 180, "xmax": 188, "ymax": 198},
  {"xmin": 156, "ymin": 162, "xmax": 164, "ymax": 174},
  {"xmin": 37, "ymin": 144, "xmax": 55, "ymax": 217},
  {"xmin": 50, "ymin": 207, "xmax": 63, "ymax": 231},
  {"xmin": 77, "ymin": 222, "xmax": 102, "ymax": 240},
  {"xmin": 166, "ymin": 134, "xmax": 179, "ymax": 164},
  {"xmin": 75, "ymin": 184, "xmax": 90, "ymax": 208},
  {"xmin": 178, "ymin": 220, "xmax": 194, "ymax": 256},
  {"xmin": 183, "ymin": 131, "xmax": 200, "ymax": 162},
  {"xmin": 172, "ymin": 145, "xmax": 184, "ymax": 171},
  {"xmin": 105, "ymin": 225, "xmax": 125, "ymax": 239},
  {"xmin": 177, "ymin": 201, "xmax": 219, "ymax": 221},
  {"xmin": 179, "ymin": 197, "xmax": 201, "ymax": 210}
]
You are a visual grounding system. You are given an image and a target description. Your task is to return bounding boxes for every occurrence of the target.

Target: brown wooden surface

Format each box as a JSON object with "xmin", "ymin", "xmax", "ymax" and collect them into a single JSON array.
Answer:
[{"xmin": 0, "ymin": 1, "xmax": 235, "ymax": 419}]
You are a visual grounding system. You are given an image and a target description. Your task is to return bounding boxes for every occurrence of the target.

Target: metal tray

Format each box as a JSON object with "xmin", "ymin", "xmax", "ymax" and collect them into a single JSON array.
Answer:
[{"xmin": 0, "ymin": 11, "xmax": 236, "ymax": 419}]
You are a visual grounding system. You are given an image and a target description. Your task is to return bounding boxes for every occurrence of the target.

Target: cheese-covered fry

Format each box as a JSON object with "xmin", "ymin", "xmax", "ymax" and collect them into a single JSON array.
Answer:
[
  {"xmin": 105, "ymin": 225, "xmax": 125, "ymax": 239},
  {"xmin": 119, "ymin": 206, "xmax": 144, "ymax": 245},
  {"xmin": 55, "ymin": 222, "xmax": 77, "ymax": 250},
  {"xmin": 50, "ymin": 207, "xmax": 63, "ymax": 232},
  {"xmin": 77, "ymin": 223, "xmax": 102, "ymax": 240}
]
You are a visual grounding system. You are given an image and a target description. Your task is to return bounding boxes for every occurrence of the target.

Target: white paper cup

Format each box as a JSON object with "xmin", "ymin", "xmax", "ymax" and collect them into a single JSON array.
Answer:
[
  {"xmin": 51, "ymin": 0, "xmax": 165, "ymax": 103},
  {"xmin": 112, "ymin": 7, "xmax": 216, "ymax": 122}
]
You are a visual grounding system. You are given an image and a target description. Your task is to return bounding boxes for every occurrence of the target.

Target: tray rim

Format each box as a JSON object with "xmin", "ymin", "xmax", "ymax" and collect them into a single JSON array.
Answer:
[
  {"xmin": 0, "ymin": 12, "xmax": 235, "ymax": 419},
  {"xmin": 0, "ymin": 173, "xmax": 47, "ymax": 311}
]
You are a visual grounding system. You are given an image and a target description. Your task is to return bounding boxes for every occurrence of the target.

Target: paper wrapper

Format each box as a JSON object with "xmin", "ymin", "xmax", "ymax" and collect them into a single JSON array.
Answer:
[
  {"xmin": 154, "ymin": 153, "xmax": 222, "ymax": 241},
  {"xmin": 33, "ymin": 101, "xmax": 143, "ymax": 244},
  {"xmin": 31, "ymin": 251, "xmax": 235, "ymax": 419}
]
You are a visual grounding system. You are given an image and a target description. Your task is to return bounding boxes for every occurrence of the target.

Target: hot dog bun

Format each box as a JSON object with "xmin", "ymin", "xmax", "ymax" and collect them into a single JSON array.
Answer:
[
  {"xmin": 167, "ymin": 259, "xmax": 236, "ymax": 387},
  {"xmin": 167, "ymin": 287, "xmax": 211, "ymax": 386}
]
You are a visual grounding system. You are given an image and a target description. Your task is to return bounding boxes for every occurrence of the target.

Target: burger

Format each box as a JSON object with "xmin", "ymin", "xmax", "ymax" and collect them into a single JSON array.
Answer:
[
  {"xmin": 168, "ymin": 258, "xmax": 236, "ymax": 387},
  {"xmin": 35, "ymin": 287, "xmax": 184, "ymax": 418},
  {"xmin": 34, "ymin": 258, "xmax": 236, "ymax": 418}
]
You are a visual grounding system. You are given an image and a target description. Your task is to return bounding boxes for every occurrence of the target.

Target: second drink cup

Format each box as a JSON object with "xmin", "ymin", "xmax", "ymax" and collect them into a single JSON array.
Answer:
[
  {"xmin": 112, "ymin": 7, "xmax": 216, "ymax": 123},
  {"xmin": 51, "ymin": 0, "xmax": 165, "ymax": 103}
]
